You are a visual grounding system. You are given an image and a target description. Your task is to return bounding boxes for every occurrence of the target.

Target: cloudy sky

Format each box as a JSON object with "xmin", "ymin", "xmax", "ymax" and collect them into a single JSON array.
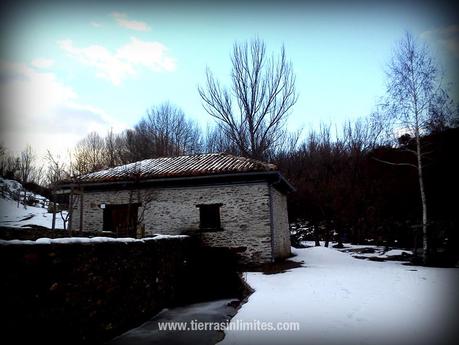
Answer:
[{"xmin": 0, "ymin": 0, "xmax": 457, "ymax": 163}]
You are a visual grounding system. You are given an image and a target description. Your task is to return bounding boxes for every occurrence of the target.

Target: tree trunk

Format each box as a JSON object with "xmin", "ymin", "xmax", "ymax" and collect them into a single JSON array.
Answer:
[
  {"xmin": 68, "ymin": 188, "xmax": 74, "ymax": 236},
  {"xmin": 51, "ymin": 188, "xmax": 56, "ymax": 230},
  {"xmin": 314, "ymin": 225, "xmax": 321, "ymax": 246},
  {"xmin": 335, "ymin": 223, "xmax": 344, "ymax": 248},
  {"xmin": 415, "ymin": 131, "xmax": 429, "ymax": 265}
]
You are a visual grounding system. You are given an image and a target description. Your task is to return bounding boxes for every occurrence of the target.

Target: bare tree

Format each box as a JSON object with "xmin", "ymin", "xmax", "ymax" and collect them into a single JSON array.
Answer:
[
  {"xmin": 29, "ymin": 165, "xmax": 46, "ymax": 186},
  {"xmin": 135, "ymin": 102, "xmax": 203, "ymax": 158},
  {"xmin": 45, "ymin": 150, "xmax": 70, "ymax": 230},
  {"xmin": 0, "ymin": 144, "xmax": 19, "ymax": 179},
  {"xmin": 426, "ymin": 89, "xmax": 456, "ymax": 132},
  {"xmin": 381, "ymin": 32, "xmax": 442, "ymax": 264},
  {"xmin": 105, "ymin": 128, "xmax": 118, "ymax": 168},
  {"xmin": 198, "ymin": 37, "xmax": 298, "ymax": 160},
  {"xmin": 19, "ymin": 145, "xmax": 34, "ymax": 184},
  {"xmin": 0, "ymin": 144, "xmax": 6, "ymax": 178},
  {"xmin": 342, "ymin": 116, "xmax": 384, "ymax": 154},
  {"xmin": 204, "ymin": 125, "xmax": 239, "ymax": 155},
  {"xmin": 113, "ymin": 131, "xmax": 131, "ymax": 164},
  {"xmin": 45, "ymin": 150, "xmax": 69, "ymax": 185},
  {"xmin": 73, "ymin": 132, "xmax": 106, "ymax": 175},
  {"xmin": 69, "ymin": 105, "xmax": 203, "ymax": 172}
]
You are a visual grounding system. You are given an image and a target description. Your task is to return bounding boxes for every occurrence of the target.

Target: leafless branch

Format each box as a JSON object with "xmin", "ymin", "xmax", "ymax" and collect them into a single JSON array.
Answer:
[
  {"xmin": 199, "ymin": 37, "xmax": 297, "ymax": 160},
  {"xmin": 372, "ymin": 157, "xmax": 417, "ymax": 169}
]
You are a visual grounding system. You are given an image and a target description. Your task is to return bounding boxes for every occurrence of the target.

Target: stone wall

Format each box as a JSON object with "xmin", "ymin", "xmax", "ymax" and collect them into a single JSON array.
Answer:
[
  {"xmin": 0, "ymin": 226, "xmax": 115, "ymax": 241},
  {"xmin": 71, "ymin": 188, "xmax": 145, "ymax": 233},
  {"xmin": 270, "ymin": 186, "xmax": 291, "ymax": 259},
  {"xmin": 72, "ymin": 182, "xmax": 274, "ymax": 263},
  {"xmin": 0, "ymin": 237, "xmax": 246, "ymax": 344}
]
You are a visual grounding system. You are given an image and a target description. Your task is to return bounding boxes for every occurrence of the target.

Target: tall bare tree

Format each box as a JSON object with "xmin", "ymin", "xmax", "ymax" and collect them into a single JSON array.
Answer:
[
  {"xmin": 19, "ymin": 145, "xmax": 34, "ymax": 184},
  {"xmin": 45, "ymin": 150, "xmax": 70, "ymax": 230},
  {"xmin": 105, "ymin": 128, "xmax": 119, "ymax": 168},
  {"xmin": 382, "ymin": 32, "xmax": 442, "ymax": 264},
  {"xmin": 198, "ymin": 37, "xmax": 297, "ymax": 160},
  {"xmin": 45, "ymin": 150, "xmax": 69, "ymax": 186}
]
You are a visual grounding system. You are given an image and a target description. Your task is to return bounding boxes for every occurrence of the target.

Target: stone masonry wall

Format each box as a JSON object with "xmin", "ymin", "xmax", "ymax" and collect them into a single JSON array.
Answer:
[
  {"xmin": 71, "ymin": 188, "xmax": 146, "ymax": 233},
  {"xmin": 72, "ymin": 182, "xmax": 274, "ymax": 263},
  {"xmin": 270, "ymin": 186, "xmax": 291, "ymax": 259},
  {"xmin": 0, "ymin": 237, "xmax": 247, "ymax": 344}
]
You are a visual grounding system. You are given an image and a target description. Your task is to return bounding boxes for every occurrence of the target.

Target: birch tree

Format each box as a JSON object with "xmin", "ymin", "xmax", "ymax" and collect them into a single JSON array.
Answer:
[{"xmin": 383, "ymin": 32, "xmax": 441, "ymax": 264}]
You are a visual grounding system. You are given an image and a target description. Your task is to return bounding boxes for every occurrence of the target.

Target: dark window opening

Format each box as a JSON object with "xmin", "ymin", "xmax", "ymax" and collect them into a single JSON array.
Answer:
[
  {"xmin": 102, "ymin": 203, "xmax": 139, "ymax": 237},
  {"xmin": 197, "ymin": 203, "xmax": 222, "ymax": 231}
]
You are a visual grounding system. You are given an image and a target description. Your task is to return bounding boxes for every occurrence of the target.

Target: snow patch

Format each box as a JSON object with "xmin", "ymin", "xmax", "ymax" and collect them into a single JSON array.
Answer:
[
  {"xmin": 384, "ymin": 249, "xmax": 413, "ymax": 257},
  {"xmin": 0, "ymin": 198, "xmax": 67, "ymax": 229},
  {"xmin": 0, "ymin": 234, "xmax": 189, "ymax": 245},
  {"xmin": 221, "ymin": 246, "xmax": 459, "ymax": 345}
]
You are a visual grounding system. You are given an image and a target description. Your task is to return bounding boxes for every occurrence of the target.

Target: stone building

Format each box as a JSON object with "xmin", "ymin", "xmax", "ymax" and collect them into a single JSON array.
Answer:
[{"xmin": 58, "ymin": 153, "xmax": 294, "ymax": 264}]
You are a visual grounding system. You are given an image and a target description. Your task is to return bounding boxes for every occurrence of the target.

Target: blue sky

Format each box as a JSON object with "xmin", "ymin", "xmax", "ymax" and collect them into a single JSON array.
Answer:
[{"xmin": 0, "ymin": 0, "xmax": 457, "ymax": 162}]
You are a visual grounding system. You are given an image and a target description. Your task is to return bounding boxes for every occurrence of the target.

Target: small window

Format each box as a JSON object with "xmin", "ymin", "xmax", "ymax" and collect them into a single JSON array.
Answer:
[{"xmin": 197, "ymin": 203, "xmax": 222, "ymax": 231}]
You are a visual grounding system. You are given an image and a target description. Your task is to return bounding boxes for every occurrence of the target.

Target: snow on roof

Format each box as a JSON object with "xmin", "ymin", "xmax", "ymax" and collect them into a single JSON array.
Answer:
[{"xmin": 61, "ymin": 152, "xmax": 278, "ymax": 185}]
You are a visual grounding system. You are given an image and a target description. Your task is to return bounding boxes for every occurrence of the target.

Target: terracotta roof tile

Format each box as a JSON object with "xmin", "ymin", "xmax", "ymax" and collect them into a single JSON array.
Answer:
[{"xmin": 69, "ymin": 153, "xmax": 277, "ymax": 184}]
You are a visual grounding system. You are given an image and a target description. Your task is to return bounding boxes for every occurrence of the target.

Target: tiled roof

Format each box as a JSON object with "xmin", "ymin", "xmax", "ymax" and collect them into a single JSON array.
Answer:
[{"xmin": 68, "ymin": 153, "xmax": 277, "ymax": 184}]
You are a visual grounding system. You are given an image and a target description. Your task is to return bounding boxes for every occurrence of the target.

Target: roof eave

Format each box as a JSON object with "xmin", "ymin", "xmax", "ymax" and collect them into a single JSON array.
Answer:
[
  {"xmin": 56, "ymin": 171, "xmax": 294, "ymax": 191},
  {"xmin": 273, "ymin": 173, "xmax": 296, "ymax": 193}
]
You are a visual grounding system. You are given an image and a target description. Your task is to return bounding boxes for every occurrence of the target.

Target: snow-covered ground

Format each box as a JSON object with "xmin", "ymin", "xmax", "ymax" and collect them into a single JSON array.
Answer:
[
  {"xmin": 0, "ymin": 197, "xmax": 67, "ymax": 229},
  {"xmin": 303, "ymin": 241, "xmax": 413, "ymax": 261},
  {"xmin": 0, "ymin": 177, "xmax": 48, "ymax": 207},
  {"xmin": 0, "ymin": 177, "xmax": 67, "ymax": 229},
  {"xmin": 221, "ymin": 246, "xmax": 459, "ymax": 345}
]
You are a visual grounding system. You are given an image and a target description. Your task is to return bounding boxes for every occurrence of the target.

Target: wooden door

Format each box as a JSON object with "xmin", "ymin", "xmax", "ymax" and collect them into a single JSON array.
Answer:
[{"xmin": 103, "ymin": 204, "xmax": 139, "ymax": 237}]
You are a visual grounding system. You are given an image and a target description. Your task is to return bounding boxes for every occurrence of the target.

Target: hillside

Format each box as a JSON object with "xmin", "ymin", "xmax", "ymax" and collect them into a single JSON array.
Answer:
[{"xmin": 0, "ymin": 177, "xmax": 67, "ymax": 229}]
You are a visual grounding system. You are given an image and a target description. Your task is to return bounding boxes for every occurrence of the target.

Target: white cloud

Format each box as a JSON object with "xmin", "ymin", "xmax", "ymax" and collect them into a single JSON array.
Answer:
[
  {"xmin": 58, "ymin": 37, "xmax": 176, "ymax": 85},
  {"xmin": 117, "ymin": 37, "xmax": 176, "ymax": 72},
  {"xmin": 58, "ymin": 39, "xmax": 135, "ymax": 85},
  {"xmin": 31, "ymin": 58, "xmax": 55, "ymax": 69},
  {"xmin": 0, "ymin": 61, "xmax": 127, "ymax": 163},
  {"xmin": 1, "ymin": 61, "xmax": 76, "ymax": 118},
  {"xmin": 111, "ymin": 12, "xmax": 150, "ymax": 32}
]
